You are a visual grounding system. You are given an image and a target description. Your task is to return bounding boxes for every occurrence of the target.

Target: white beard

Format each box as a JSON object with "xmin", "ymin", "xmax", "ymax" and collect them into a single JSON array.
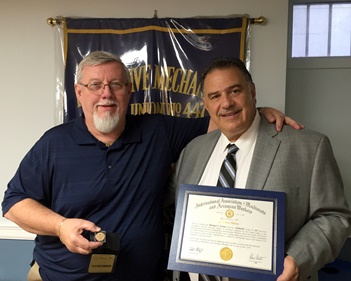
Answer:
[{"xmin": 93, "ymin": 111, "xmax": 120, "ymax": 133}]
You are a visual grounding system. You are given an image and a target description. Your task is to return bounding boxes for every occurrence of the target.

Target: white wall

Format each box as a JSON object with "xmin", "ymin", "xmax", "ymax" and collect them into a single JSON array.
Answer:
[
  {"xmin": 0, "ymin": 0, "xmax": 289, "ymax": 239},
  {"xmin": 286, "ymin": 65, "xmax": 351, "ymax": 209}
]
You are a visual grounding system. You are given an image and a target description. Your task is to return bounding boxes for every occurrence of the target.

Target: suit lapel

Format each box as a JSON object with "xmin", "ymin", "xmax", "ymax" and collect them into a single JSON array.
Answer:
[
  {"xmin": 191, "ymin": 130, "xmax": 221, "ymax": 184},
  {"xmin": 245, "ymin": 118, "xmax": 281, "ymax": 190}
]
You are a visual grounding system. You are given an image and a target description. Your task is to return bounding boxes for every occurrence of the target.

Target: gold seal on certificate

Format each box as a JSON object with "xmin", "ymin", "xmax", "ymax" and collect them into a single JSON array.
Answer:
[
  {"xmin": 220, "ymin": 247, "xmax": 233, "ymax": 261},
  {"xmin": 225, "ymin": 209, "xmax": 234, "ymax": 218}
]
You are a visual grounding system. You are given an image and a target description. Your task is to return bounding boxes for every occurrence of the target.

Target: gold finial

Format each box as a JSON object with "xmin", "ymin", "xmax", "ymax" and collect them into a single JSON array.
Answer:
[
  {"xmin": 250, "ymin": 16, "xmax": 267, "ymax": 25},
  {"xmin": 47, "ymin": 17, "xmax": 62, "ymax": 26},
  {"xmin": 153, "ymin": 10, "xmax": 158, "ymax": 19}
]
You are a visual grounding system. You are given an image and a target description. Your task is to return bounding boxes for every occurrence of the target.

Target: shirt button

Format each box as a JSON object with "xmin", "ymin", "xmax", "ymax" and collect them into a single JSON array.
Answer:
[{"xmin": 108, "ymin": 165, "xmax": 112, "ymax": 169}]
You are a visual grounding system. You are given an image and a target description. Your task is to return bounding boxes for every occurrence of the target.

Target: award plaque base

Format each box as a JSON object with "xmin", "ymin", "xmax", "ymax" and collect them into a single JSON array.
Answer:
[
  {"xmin": 88, "ymin": 232, "xmax": 120, "ymax": 273},
  {"xmin": 88, "ymin": 254, "xmax": 117, "ymax": 273}
]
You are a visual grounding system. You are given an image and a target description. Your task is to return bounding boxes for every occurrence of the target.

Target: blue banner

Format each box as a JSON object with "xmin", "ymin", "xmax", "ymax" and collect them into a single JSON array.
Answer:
[{"xmin": 63, "ymin": 17, "xmax": 248, "ymax": 122}]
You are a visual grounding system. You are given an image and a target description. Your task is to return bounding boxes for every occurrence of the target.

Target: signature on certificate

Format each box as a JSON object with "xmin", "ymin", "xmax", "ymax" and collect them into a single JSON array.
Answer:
[
  {"xmin": 189, "ymin": 247, "xmax": 203, "ymax": 254},
  {"xmin": 249, "ymin": 253, "xmax": 265, "ymax": 262}
]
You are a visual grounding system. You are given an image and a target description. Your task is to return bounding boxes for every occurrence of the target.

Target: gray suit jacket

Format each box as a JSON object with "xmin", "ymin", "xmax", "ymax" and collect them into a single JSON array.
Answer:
[{"xmin": 170, "ymin": 118, "xmax": 351, "ymax": 281}]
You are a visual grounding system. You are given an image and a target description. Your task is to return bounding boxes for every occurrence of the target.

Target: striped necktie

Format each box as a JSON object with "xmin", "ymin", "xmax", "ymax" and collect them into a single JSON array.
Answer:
[
  {"xmin": 201, "ymin": 145, "xmax": 239, "ymax": 281},
  {"xmin": 217, "ymin": 144, "xmax": 239, "ymax": 188}
]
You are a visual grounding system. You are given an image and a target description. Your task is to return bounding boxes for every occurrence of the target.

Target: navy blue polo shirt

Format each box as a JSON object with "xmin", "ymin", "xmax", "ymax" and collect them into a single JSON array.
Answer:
[{"xmin": 2, "ymin": 114, "xmax": 209, "ymax": 281}]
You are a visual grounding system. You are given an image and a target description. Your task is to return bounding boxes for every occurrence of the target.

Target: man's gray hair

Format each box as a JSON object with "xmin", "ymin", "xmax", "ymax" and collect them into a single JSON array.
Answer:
[{"xmin": 76, "ymin": 51, "xmax": 131, "ymax": 83}]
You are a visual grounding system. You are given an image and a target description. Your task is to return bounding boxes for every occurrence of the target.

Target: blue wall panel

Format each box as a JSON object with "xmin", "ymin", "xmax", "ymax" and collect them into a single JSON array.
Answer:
[{"xmin": 0, "ymin": 240, "xmax": 34, "ymax": 281}]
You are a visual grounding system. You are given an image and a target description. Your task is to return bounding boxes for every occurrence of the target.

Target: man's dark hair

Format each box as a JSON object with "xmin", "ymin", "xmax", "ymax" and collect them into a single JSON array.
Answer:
[{"xmin": 200, "ymin": 57, "xmax": 254, "ymax": 95}]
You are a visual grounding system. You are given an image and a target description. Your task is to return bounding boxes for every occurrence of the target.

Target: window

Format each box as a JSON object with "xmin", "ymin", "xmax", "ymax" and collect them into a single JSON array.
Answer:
[{"xmin": 292, "ymin": 2, "xmax": 351, "ymax": 57}]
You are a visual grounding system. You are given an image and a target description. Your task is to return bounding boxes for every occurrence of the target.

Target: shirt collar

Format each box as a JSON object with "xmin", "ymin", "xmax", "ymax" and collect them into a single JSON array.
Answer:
[{"xmin": 219, "ymin": 109, "xmax": 261, "ymax": 155}]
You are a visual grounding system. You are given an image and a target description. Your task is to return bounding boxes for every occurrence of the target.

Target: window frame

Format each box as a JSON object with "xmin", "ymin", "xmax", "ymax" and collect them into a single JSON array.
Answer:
[{"xmin": 288, "ymin": 0, "xmax": 351, "ymax": 69}]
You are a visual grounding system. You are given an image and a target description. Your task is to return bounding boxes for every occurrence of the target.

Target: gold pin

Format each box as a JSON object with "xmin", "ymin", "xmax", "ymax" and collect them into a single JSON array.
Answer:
[{"xmin": 94, "ymin": 231, "xmax": 106, "ymax": 243}]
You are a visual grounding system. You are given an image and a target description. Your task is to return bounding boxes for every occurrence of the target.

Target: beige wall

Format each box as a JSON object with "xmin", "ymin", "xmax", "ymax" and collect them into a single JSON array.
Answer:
[{"xmin": 0, "ymin": 0, "xmax": 289, "ymax": 238}]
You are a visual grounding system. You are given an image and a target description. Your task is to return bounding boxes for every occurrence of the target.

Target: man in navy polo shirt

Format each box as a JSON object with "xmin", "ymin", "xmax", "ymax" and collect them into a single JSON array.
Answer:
[{"xmin": 2, "ymin": 51, "xmax": 301, "ymax": 281}]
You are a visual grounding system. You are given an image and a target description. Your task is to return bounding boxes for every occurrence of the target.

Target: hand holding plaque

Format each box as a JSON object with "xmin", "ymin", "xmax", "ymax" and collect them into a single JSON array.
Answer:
[{"xmin": 88, "ymin": 231, "xmax": 120, "ymax": 273}]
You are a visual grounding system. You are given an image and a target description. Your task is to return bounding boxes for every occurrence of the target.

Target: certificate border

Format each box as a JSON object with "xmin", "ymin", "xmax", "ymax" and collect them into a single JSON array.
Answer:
[{"xmin": 168, "ymin": 184, "xmax": 285, "ymax": 281}]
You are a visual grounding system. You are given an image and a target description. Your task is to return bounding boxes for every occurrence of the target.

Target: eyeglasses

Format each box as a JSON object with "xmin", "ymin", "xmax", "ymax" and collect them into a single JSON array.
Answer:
[{"xmin": 79, "ymin": 81, "xmax": 128, "ymax": 95}]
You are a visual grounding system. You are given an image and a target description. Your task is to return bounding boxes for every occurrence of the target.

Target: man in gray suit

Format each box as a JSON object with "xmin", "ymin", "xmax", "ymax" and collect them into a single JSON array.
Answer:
[{"xmin": 169, "ymin": 57, "xmax": 351, "ymax": 281}]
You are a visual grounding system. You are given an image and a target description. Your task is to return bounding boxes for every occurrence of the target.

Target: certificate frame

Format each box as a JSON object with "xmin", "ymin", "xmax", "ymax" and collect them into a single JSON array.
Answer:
[{"xmin": 168, "ymin": 184, "xmax": 285, "ymax": 281}]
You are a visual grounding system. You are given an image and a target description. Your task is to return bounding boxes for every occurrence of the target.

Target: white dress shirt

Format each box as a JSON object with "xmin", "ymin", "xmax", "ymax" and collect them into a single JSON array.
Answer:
[{"xmin": 189, "ymin": 111, "xmax": 260, "ymax": 281}]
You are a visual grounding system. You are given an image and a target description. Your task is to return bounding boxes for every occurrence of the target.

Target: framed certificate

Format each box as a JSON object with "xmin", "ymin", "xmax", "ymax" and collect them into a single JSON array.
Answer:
[{"xmin": 167, "ymin": 184, "xmax": 285, "ymax": 281}]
